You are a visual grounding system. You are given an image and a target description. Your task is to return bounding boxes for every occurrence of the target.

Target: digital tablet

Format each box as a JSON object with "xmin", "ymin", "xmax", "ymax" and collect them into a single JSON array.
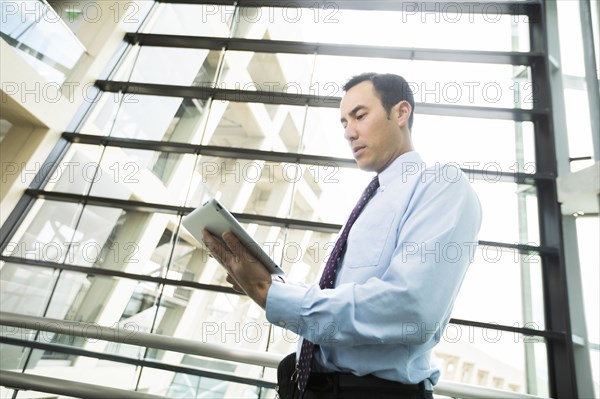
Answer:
[{"xmin": 182, "ymin": 199, "xmax": 284, "ymax": 276}]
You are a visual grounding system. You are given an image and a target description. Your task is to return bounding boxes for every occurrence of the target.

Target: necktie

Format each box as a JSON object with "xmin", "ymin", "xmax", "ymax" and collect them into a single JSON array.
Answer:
[{"xmin": 296, "ymin": 176, "xmax": 380, "ymax": 394}]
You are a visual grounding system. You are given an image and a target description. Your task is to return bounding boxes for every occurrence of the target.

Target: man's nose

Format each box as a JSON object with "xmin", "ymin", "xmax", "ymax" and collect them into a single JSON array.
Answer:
[{"xmin": 344, "ymin": 122, "xmax": 358, "ymax": 141}]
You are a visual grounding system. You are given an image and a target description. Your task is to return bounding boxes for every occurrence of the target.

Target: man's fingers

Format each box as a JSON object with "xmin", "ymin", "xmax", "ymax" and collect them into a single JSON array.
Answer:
[
  {"xmin": 221, "ymin": 231, "xmax": 257, "ymax": 262},
  {"xmin": 226, "ymin": 274, "xmax": 245, "ymax": 294},
  {"xmin": 202, "ymin": 229, "xmax": 231, "ymax": 266}
]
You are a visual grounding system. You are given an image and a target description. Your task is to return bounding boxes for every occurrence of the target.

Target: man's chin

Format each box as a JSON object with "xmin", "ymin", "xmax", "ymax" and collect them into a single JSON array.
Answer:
[{"xmin": 355, "ymin": 160, "xmax": 376, "ymax": 172}]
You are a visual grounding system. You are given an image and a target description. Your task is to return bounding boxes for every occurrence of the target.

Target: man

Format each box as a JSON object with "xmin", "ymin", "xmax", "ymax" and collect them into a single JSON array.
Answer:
[{"xmin": 202, "ymin": 73, "xmax": 482, "ymax": 399}]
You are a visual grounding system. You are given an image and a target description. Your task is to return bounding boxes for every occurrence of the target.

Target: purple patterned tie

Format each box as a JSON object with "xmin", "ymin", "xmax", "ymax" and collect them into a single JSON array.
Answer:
[{"xmin": 296, "ymin": 176, "xmax": 380, "ymax": 394}]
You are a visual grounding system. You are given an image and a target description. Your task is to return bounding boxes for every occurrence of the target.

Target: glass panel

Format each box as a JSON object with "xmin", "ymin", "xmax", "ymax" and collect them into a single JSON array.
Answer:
[
  {"xmin": 187, "ymin": 157, "xmax": 299, "ymax": 219},
  {"xmin": 0, "ymin": 343, "xmax": 30, "ymax": 371},
  {"xmin": 62, "ymin": 206, "xmax": 178, "ymax": 277},
  {"xmin": 279, "ymin": 228, "xmax": 338, "ymax": 284},
  {"xmin": 312, "ymin": 56, "xmax": 532, "ymax": 109},
  {"xmin": 289, "ymin": 164, "xmax": 372, "ymax": 225},
  {"xmin": 165, "ymin": 356, "xmax": 271, "ymax": 398},
  {"xmin": 452, "ymin": 249, "xmax": 545, "ymax": 329},
  {"xmin": 36, "ymin": 272, "xmax": 162, "ymax": 355},
  {"xmin": 219, "ymin": 51, "xmax": 314, "ymax": 94},
  {"xmin": 474, "ymin": 180, "xmax": 539, "ymax": 245},
  {"xmin": 557, "ymin": 1, "xmax": 586, "ymax": 77},
  {"xmin": 0, "ymin": 0, "xmax": 86, "ymax": 84},
  {"xmin": 113, "ymin": 45, "xmax": 220, "ymax": 87},
  {"xmin": 302, "ymin": 107, "xmax": 352, "ymax": 158},
  {"xmin": 564, "ymin": 88, "xmax": 594, "ymax": 170},
  {"xmin": 575, "ymin": 217, "xmax": 600, "ymax": 348},
  {"xmin": 303, "ymin": 110, "xmax": 538, "ymax": 174},
  {"xmin": 202, "ymin": 100, "xmax": 307, "ymax": 152},
  {"xmin": 22, "ymin": 350, "xmax": 139, "ymax": 391},
  {"xmin": 435, "ymin": 327, "xmax": 548, "ymax": 396},
  {"xmin": 414, "ymin": 118, "xmax": 536, "ymax": 174},
  {"xmin": 77, "ymin": 91, "xmax": 122, "ymax": 136},
  {"xmin": 2, "ymin": 199, "xmax": 83, "ymax": 263},
  {"xmin": 0, "ymin": 263, "xmax": 57, "ymax": 317},
  {"xmin": 109, "ymin": 94, "xmax": 186, "ymax": 140},
  {"xmin": 142, "ymin": 3, "xmax": 234, "ymax": 36},
  {"xmin": 79, "ymin": 92, "xmax": 205, "ymax": 142},
  {"xmin": 233, "ymin": 6, "xmax": 529, "ymax": 52},
  {"xmin": 80, "ymin": 94, "xmax": 209, "ymax": 143},
  {"xmin": 43, "ymin": 143, "xmax": 103, "ymax": 195},
  {"xmin": 88, "ymin": 147, "xmax": 195, "ymax": 206},
  {"xmin": 138, "ymin": 367, "xmax": 263, "ymax": 398}
]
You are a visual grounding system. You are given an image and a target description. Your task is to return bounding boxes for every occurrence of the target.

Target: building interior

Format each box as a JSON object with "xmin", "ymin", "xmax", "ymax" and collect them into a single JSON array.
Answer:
[{"xmin": 0, "ymin": 1, "xmax": 598, "ymax": 398}]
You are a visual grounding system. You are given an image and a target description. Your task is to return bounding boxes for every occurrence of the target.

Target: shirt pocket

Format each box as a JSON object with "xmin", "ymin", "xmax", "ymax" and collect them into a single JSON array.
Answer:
[{"xmin": 343, "ymin": 210, "xmax": 396, "ymax": 268}]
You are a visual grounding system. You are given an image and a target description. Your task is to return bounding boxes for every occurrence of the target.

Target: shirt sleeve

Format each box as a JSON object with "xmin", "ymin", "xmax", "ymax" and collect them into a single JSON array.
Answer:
[{"xmin": 266, "ymin": 168, "xmax": 482, "ymax": 346}]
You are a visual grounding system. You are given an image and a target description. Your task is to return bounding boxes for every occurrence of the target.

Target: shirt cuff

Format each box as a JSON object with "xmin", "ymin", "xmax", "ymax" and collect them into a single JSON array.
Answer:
[{"xmin": 265, "ymin": 280, "xmax": 307, "ymax": 333}]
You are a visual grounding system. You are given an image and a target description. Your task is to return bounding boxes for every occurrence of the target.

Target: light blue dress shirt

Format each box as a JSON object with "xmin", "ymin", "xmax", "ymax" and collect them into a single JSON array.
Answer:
[{"xmin": 266, "ymin": 151, "xmax": 482, "ymax": 385}]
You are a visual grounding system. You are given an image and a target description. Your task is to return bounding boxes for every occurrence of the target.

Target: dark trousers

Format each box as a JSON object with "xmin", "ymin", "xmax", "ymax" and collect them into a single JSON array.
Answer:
[{"xmin": 276, "ymin": 353, "xmax": 434, "ymax": 399}]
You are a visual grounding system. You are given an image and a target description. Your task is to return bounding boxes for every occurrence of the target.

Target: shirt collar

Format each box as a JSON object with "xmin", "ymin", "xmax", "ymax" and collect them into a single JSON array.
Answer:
[{"xmin": 377, "ymin": 151, "xmax": 423, "ymax": 188}]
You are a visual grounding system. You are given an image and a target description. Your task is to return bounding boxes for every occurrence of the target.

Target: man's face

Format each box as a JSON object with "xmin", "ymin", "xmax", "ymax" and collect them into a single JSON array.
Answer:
[{"xmin": 340, "ymin": 81, "xmax": 407, "ymax": 173}]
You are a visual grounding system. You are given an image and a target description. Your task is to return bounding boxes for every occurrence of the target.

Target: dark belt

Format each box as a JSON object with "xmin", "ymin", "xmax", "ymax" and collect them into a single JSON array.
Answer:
[{"xmin": 307, "ymin": 372, "xmax": 433, "ymax": 393}]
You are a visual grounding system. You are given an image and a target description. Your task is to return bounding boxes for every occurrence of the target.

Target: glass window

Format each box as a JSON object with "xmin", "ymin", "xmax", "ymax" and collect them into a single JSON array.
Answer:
[
  {"xmin": 0, "ymin": 263, "xmax": 57, "ymax": 317},
  {"xmin": 435, "ymin": 326, "xmax": 548, "ymax": 396},
  {"xmin": 312, "ymin": 56, "xmax": 532, "ymax": 109},
  {"xmin": 473, "ymin": 180, "xmax": 540, "ymax": 245},
  {"xmin": 61, "ymin": 206, "xmax": 179, "ymax": 277},
  {"xmin": 142, "ymin": 3, "xmax": 234, "ymax": 36},
  {"xmin": 0, "ymin": 0, "xmax": 86, "ymax": 84},
  {"xmin": 279, "ymin": 228, "xmax": 338, "ymax": 284},
  {"xmin": 575, "ymin": 216, "xmax": 600, "ymax": 398},
  {"xmin": 218, "ymin": 51, "xmax": 314, "ymax": 95},
  {"xmin": 302, "ymin": 107, "xmax": 353, "ymax": 158},
  {"xmin": 289, "ymin": 164, "xmax": 372, "ymax": 225},
  {"xmin": 233, "ymin": 6, "xmax": 529, "ymax": 52},
  {"xmin": 79, "ymin": 93, "xmax": 207, "ymax": 143},
  {"xmin": 138, "ymin": 367, "xmax": 263, "ymax": 398},
  {"xmin": 113, "ymin": 45, "xmax": 221, "ymax": 87},
  {"xmin": 452, "ymin": 249, "xmax": 545, "ymax": 329},
  {"xmin": 44, "ymin": 143, "xmax": 104, "ymax": 195},
  {"xmin": 22, "ymin": 350, "xmax": 139, "ymax": 390},
  {"xmin": 2, "ymin": 200, "xmax": 83, "ymax": 263},
  {"xmin": 202, "ymin": 100, "xmax": 307, "ymax": 152},
  {"xmin": 187, "ymin": 156, "xmax": 299, "ymax": 220},
  {"xmin": 87, "ymin": 147, "xmax": 195, "ymax": 206},
  {"xmin": 414, "ymin": 117, "xmax": 536, "ymax": 174}
]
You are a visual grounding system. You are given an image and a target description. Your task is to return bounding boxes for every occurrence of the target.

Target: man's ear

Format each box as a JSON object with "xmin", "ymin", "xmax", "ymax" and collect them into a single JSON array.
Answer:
[{"xmin": 394, "ymin": 101, "xmax": 412, "ymax": 128}]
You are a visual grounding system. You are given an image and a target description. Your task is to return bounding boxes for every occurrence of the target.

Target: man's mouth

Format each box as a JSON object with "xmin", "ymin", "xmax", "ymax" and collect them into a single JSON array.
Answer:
[{"xmin": 353, "ymin": 145, "xmax": 366, "ymax": 157}]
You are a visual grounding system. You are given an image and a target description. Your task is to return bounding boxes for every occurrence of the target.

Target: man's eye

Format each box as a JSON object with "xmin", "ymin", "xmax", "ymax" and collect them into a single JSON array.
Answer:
[{"xmin": 357, "ymin": 114, "xmax": 366, "ymax": 120}]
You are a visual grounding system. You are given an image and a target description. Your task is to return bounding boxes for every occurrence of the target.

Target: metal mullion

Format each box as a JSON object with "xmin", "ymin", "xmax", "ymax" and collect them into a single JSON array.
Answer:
[
  {"xmin": 530, "ymin": 2, "xmax": 578, "ymax": 397},
  {"xmin": 61, "ymin": 132, "xmax": 358, "ymax": 167},
  {"xmin": 95, "ymin": 80, "xmax": 545, "ymax": 121},
  {"xmin": 0, "ymin": 255, "xmax": 238, "ymax": 295},
  {"xmin": 477, "ymin": 240, "xmax": 555, "ymax": 256},
  {"xmin": 157, "ymin": 0, "xmax": 541, "ymax": 15},
  {"xmin": 449, "ymin": 318, "xmax": 564, "ymax": 341},
  {"xmin": 125, "ymin": 33, "xmax": 543, "ymax": 66},
  {"xmin": 0, "ymin": 337, "xmax": 276, "ymax": 389},
  {"xmin": 26, "ymin": 189, "xmax": 565, "ymax": 249},
  {"xmin": 63, "ymin": 133, "xmax": 553, "ymax": 184},
  {"xmin": 23, "ymin": 189, "xmax": 344, "ymax": 233},
  {"xmin": 24, "ymin": 189, "xmax": 184, "ymax": 215}
]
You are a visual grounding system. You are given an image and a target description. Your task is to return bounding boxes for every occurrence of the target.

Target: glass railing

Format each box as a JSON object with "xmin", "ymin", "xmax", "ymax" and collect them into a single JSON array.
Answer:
[{"xmin": 0, "ymin": 0, "xmax": 86, "ymax": 85}]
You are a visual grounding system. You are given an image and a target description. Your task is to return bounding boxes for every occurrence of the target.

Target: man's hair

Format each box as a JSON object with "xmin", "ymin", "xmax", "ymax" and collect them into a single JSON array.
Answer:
[{"xmin": 342, "ymin": 73, "xmax": 415, "ymax": 130}]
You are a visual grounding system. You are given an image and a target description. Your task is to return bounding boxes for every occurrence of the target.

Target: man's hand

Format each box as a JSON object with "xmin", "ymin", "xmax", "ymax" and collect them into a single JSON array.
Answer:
[{"xmin": 201, "ymin": 229, "xmax": 272, "ymax": 309}]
